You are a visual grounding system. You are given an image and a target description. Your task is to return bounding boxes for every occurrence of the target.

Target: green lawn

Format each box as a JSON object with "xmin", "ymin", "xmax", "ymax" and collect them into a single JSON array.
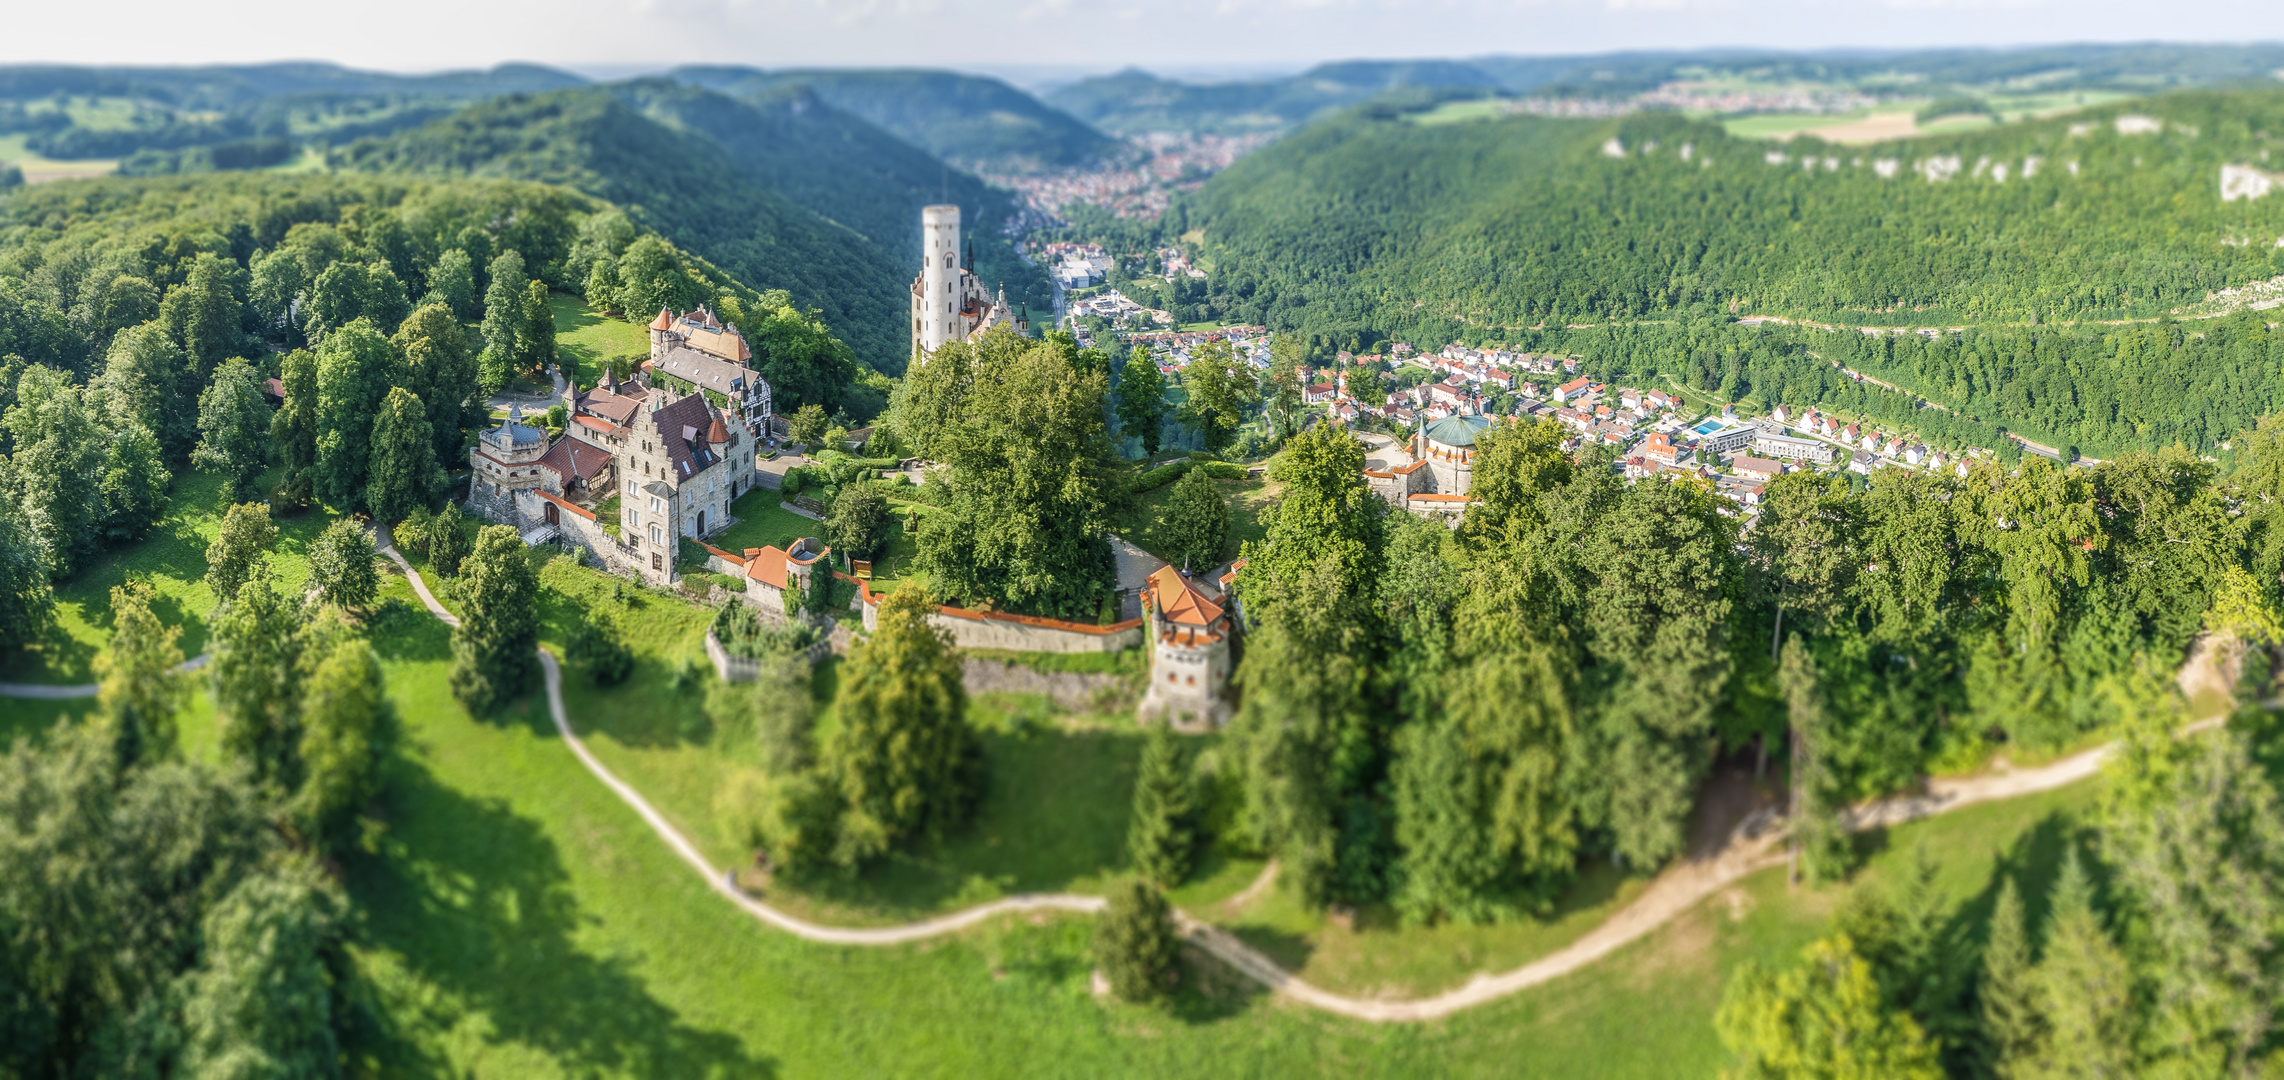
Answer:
[
  {"xmin": 549, "ymin": 294, "xmax": 649, "ymax": 389},
  {"xmin": 710, "ymin": 487, "xmax": 822, "ymax": 555},
  {"xmin": 1, "ymin": 469, "xmax": 335, "ymax": 685},
  {"xmin": 0, "ymin": 514, "xmax": 2131, "ymax": 1076},
  {"xmin": 1119, "ymin": 472, "xmax": 1278, "ymax": 567}
]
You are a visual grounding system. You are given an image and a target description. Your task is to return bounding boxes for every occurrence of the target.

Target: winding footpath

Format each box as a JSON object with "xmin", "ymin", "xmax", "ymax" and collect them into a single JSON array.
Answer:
[
  {"xmin": 0, "ymin": 653, "xmax": 211, "ymax": 700},
  {"xmin": 2, "ymin": 542, "xmax": 2158, "ymax": 1022}
]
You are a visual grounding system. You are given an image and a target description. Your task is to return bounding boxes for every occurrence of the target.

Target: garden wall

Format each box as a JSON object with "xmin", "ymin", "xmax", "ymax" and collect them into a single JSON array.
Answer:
[{"xmin": 857, "ymin": 582, "xmax": 1144, "ymax": 653}]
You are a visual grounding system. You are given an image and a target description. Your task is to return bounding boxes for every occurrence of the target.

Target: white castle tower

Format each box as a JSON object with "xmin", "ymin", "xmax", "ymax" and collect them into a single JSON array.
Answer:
[{"xmin": 910, "ymin": 204, "xmax": 1027, "ymax": 365}]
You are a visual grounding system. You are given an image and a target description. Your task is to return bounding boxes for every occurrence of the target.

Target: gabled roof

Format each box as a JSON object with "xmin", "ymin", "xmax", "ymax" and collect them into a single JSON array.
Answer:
[
  {"xmin": 744, "ymin": 546, "xmax": 789, "ymax": 589},
  {"xmin": 1146, "ymin": 564, "xmax": 1224, "ymax": 628},
  {"xmin": 647, "ymin": 392, "xmax": 725, "ymax": 481},
  {"xmin": 653, "ymin": 343, "xmax": 761, "ymax": 401},
  {"xmin": 537, "ymin": 435, "xmax": 612, "ymax": 484}
]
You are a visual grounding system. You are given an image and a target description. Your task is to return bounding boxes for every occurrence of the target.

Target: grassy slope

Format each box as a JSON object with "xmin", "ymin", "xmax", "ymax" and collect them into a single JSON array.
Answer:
[
  {"xmin": 2, "ymin": 516, "xmax": 2113, "ymax": 1075},
  {"xmin": 0, "ymin": 468, "xmax": 331, "ymax": 685},
  {"xmin": 548, "ymin": 294, "xmax": 649, "ymax": 388},
  {"xmin": 1118, "ymin": 473, "xmax": 1277, "ymax": 568}
]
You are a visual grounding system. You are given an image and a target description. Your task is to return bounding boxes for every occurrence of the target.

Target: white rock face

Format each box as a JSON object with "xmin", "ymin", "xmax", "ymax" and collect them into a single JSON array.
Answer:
[
  {"xmin": 2116, "ymin": 115, "xmax": 2164, "ymax": 135},
  {"xmin": 1918, "ymin": 155, "xmax": 1962, "ymax": 183},
  {"xmin": 1602, "ymin": 137, "xmax": 1626, "ymax": 158},
  {"xmin": 1764, "ymin": 150, "xmax": 1789, "ymax": 165},
  {"xmin": 1873, "ymin": 158, "xmax": 1900, "ymax": 179},
  {"xmin": 2223, "ymin": 163, "xmax": 2277, "ymax": 202}
]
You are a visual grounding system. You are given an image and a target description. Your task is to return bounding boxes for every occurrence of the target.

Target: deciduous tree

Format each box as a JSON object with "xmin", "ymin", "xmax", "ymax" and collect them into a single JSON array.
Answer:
[
  {"xmin": 365, "ymin": 386, "xmax": 439, "ymax": 525},
  {"xmin": 1159, "ymin": 466, "xmax": 1229, "ymax": 572},
  {"xmin": 96, "ymin": 580, "xmax": 184, "ymax": 768},
  {"xmin": 449, "ymin": 524, "xmax": 539, "ymax": 713},
  {"xmin": 194, "ymin": 357, "xmax": 274, "ymax": 504},
  {"xmin": 204, "ymin": 501, "xmax": 278, "ymax": 604},
  {"xmin": 1175, "ymin": 340, "xmax": 1257, "ymax": 455},
  {"xmin": 822, "ymin": 582, "xmax": 976, "ymax": 867},
  {"xmin": 1116, "ymin": 349, "xmax": 1169, "ymax": 457},
  {"xmin": 269, "ymin": 348, "xmax": 319, "ymax": 509},
  {"xmin": 312, "ymin": 319, "xmax": 394, "ymax": 509},
  {"xmin": 307, "ymin": 516, "xmax": 378, "ymax": 612}
]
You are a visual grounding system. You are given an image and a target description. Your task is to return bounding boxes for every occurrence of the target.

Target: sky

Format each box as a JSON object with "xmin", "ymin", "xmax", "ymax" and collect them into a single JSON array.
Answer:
[{"xmin": 7, "ymin": 0, "xmax": 2284, "ymax": 84}]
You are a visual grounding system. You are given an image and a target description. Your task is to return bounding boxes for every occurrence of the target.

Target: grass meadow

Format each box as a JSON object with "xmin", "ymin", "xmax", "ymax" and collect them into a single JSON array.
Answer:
[{"xmin": 0, "ymin": 471, "xmax": 2118, "ymax": 1076}]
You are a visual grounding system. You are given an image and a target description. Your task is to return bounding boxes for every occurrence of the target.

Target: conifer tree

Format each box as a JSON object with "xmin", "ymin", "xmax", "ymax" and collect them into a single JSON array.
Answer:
[
  {"xmin": 1128, "ymin": 720, "xmax": 1197, "ymax": 887},
  {"xmin": 204, "ymin": 502, "xmax": 278, "ymax": 604},
  {"xmin": 194, "ymin": 357, "xmax": 274, "ymax": 504},
  {"xmin": 478, "ymin": 250, "xmax": 528, "ymax": 394},
  {"xmin": 427, "ymin": 502, "xmax": 471, "ymax": 577},
  {"xmin": 1093, "ymin": 878, "xmax": 1180, "ymax": 1004},
  {"xmin": 1980, "ymin": 877, "xmax": 2045, "ymax": 1077},
  {"xmin": 1780, "ymin": 637, "xmax": 1850, "ymax": 884},
  {"xmin": 269, "ymin": 347, "xmax": 320, "ymax": 509},
  {"xmin": 365, "ymin": 386, "xmax": 439, "ymax": 525},
  {"xmin": 1716, "ymin": 934, "xmax": 1944, "ymax": 1080},
  {"xmin": 2029, "ymin": 850, "xmax": 2139, "ymax": 1077},
  {"xmin": 449, "ymin": 524, "xmax": 539, "ymax": 714},
  {"xmin": 96, "ymin": 580, "xmax": 184, "ymax": 769}
]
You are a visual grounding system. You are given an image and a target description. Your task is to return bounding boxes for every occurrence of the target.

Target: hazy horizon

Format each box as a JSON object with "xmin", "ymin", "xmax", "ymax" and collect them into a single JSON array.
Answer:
[{"xmin": 7, "ymin": 1, "xmax": 2284, "ymax": 83}]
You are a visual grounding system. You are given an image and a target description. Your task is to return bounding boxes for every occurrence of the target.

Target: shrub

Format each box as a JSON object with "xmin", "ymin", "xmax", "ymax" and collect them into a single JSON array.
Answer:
[
  {"xmin": 569, "ymin": 607, "xmax": 635, "ymax": 686},
  {"xmin": 713, "ymin": 602, "xmax": 822, "ymax": 661},
  {"xmin": 1131, "ymin": 459, "xmax": 1195, "ymax": 495},
  {"xmin": 1093, "ymin": 879, "xmax": 1179, "ymax": 1003}
]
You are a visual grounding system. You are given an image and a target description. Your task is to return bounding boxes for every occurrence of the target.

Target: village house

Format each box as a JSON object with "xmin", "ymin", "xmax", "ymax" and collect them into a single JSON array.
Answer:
[
  {"xmin": 1730, "ymin": 455, "xmax": 1785, "ymax": 482},
  {"xmin": 1553, "ymin": 375, "xmax": 1592, "ymax": 403},
  {"xmin": 1753, "ymin": 430, "xmax": 1837, "ymax": 465}
]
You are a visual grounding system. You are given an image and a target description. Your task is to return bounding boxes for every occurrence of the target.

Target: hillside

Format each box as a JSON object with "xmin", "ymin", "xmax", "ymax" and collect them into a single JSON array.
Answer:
[
  {"xmin": 613, "ymin": 80, "xmax": 1047, "ymax": 317},
  {"xmin": 335, "ymin": 87, "xmax": 917, "ymax": 372},
  {"xmin": 1047, "ymin": 61, "xmax": 1499, "ymax": 135},
  {"xmin": 1183, "ymin": 87, "xmax": 2284, "ymax": 336},
  {"xmin": 668, "ymin": 65, "xmax": 1117, "ymax": 173}
]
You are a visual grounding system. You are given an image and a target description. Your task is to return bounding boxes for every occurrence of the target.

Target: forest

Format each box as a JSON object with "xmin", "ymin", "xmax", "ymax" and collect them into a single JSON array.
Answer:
[{"xmin": 1178, "ymin": 87, "xmax": 2284, "ymax": 348}]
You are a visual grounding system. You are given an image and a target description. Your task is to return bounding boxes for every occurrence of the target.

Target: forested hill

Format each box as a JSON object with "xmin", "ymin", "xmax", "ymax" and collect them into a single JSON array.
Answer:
[
  {"xmin": 667, "ymin": 65, "xmax": 1118, "ymax": 173},
  {"xmin": 611, "ymin": 80, "xmax": 1046, "ymax": 319},
  {"xmin": 335, "ymin": 88, "xmax": 917, "ymax": 372},
  {"xmin": 1180, "ymin": 86, "xmax": 2284, "ymax": 344},
  {"xmin": 1046, "ymin": 61, "xmax": 1498, "ymax": 135}
]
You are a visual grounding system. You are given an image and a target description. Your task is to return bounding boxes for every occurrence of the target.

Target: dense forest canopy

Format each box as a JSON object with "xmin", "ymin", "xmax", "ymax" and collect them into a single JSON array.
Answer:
[{"xmin": 1184, "ymin": 87, "xmax": 2284, "ymax": 342}]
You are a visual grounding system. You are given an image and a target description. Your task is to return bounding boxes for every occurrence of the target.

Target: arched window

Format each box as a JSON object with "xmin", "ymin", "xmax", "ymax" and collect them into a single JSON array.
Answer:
[{"xmin": 942, "ymin": 252, "xmax": 953, "ymax": 269}]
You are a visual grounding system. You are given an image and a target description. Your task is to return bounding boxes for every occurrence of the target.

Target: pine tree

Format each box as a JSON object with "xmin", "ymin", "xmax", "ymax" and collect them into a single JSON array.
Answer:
[
  {"xmin": 269, "ymin": 348, "xmax": 320, "ymax": 509},
  {"xmin": 1159, "ymin": 466, "xmax": 1229, "ymax": 571},
  {"xmin": 1780, "ymin": 637, "xmax": 1851, "ymax": 883},
  {"xmin": 449, "ymin": 524, "xmax": 540, "ymax": 714},
  {"xmin": 428, "ymin": 502, "xmax": 471, "ymax": 577},
  {"xmin": 204, "ymin": 501, "xmax": 279, "ymax": 603},
  {"xmin": 1093, "ymin": 878, "xmax": 1180, "ymax": 1004},
  {"xmin": 365, "ymin": 387, "xmax": 439, "ymax": 525},
  {"xmin": 194, "ymin": 357, "xmax": 274, "ymax": 504},
  {"xmin": 1981, "ymin": 877, "xmax": 2046, "ymax": 1077},
  {"xmin": 307, "ymin": 517, "xmax": 378, "ymax": 612},
  {"xmin": 1116, "ymin": 349, "xmax": 1168, "ymax": 457},
  {"xmin": 479, "ymin": 250, "xmax": 528, "ymax": 354},
  {"xmin": 1128, "ymin": 720, "xmax": 1197, "ymax": 887},
  {"xmin": 96, "ymin": 581, "xmax": 184, "ymax": 769},
  {"xmin": 2028, "ymin": 850, "xmax": 2139, "ymax": 1078}
]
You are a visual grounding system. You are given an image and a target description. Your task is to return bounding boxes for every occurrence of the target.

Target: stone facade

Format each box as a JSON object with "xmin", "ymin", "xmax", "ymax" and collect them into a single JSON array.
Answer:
[
  {"xmin": 1139, "ymin": 565, "xmax": 1233, "ymax": 725},
  {"xmin": 910, "ymin": 204, "xmax": 1029, "ymax": 364}
]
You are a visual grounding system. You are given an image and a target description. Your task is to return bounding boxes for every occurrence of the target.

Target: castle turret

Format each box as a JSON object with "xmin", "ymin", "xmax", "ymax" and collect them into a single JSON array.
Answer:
[{"xmin": 919, "ymin": 205, "xmax": 961, "ymax": 356}]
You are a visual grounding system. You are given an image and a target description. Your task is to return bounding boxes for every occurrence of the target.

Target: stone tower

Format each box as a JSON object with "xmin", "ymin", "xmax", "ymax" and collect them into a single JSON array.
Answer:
[{"xmin": 918, "ymin": 204, "xmax": 960, "ymax": 355}]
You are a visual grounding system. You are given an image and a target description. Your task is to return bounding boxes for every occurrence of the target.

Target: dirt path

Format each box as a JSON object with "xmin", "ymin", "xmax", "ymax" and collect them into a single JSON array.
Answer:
[
  {"xmin": 0, "ymin": 653, "xmax": 211, "ymax": 700},
  {"xmin": 385, "ymin": 551, "xmax": 2168, "ymax": 1022}
]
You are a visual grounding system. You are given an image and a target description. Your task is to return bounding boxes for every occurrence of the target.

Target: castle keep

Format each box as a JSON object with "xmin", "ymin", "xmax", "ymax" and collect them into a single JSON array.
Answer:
[{"xmin": 910, "ymin": 204, "xmax": 1026, "ymax": 363}]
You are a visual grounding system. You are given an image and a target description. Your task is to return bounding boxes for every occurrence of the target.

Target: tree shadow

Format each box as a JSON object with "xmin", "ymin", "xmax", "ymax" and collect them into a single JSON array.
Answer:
[
  {"xmin": 1168, "ymin": 940, "xmax": 1275, "ymax": 1023},
  {"xmin": 1222, "ymin": 924, "xmax": 1316, "ymax": 978},
  {"xmin": 365, "ymin": 596, "xmax": 452, "ymax": 665},
  {"xmin": 348, "ymin": 761, "xmax": 777, "ymax": 1078}
]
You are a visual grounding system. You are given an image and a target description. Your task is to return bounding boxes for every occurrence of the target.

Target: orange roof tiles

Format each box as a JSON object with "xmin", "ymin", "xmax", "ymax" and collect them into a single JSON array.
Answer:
[{"xmin": 1147, "ymin": 564, "xmax": 1224, "ymax": 627}]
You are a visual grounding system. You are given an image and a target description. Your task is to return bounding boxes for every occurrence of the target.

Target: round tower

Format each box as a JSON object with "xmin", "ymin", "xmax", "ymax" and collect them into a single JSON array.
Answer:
[{"xmin": 920, "ymin": 205, "xmax": 962, "ymax": 356}]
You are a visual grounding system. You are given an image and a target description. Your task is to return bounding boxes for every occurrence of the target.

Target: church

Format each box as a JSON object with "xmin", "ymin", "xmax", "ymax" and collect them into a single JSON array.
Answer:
[{"xmin": 909, "ymin": 204, "xmax": 1027, "ymax": 363}]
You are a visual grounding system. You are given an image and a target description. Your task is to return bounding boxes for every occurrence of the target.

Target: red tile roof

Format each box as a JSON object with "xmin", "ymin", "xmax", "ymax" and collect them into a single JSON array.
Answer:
[{"xmin": 1146, "ymin": 564, "xmax": 1224, "ymax": 628}]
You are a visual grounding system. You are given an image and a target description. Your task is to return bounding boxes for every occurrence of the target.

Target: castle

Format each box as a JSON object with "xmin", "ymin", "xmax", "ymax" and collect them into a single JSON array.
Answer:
[
  {"xmin": 466, "ymin": 311, "xmax": 771, "ymax": 588},
  {"xmin": 910, "ymin": 204, "xmax": 1027, "ymax": 363}
]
